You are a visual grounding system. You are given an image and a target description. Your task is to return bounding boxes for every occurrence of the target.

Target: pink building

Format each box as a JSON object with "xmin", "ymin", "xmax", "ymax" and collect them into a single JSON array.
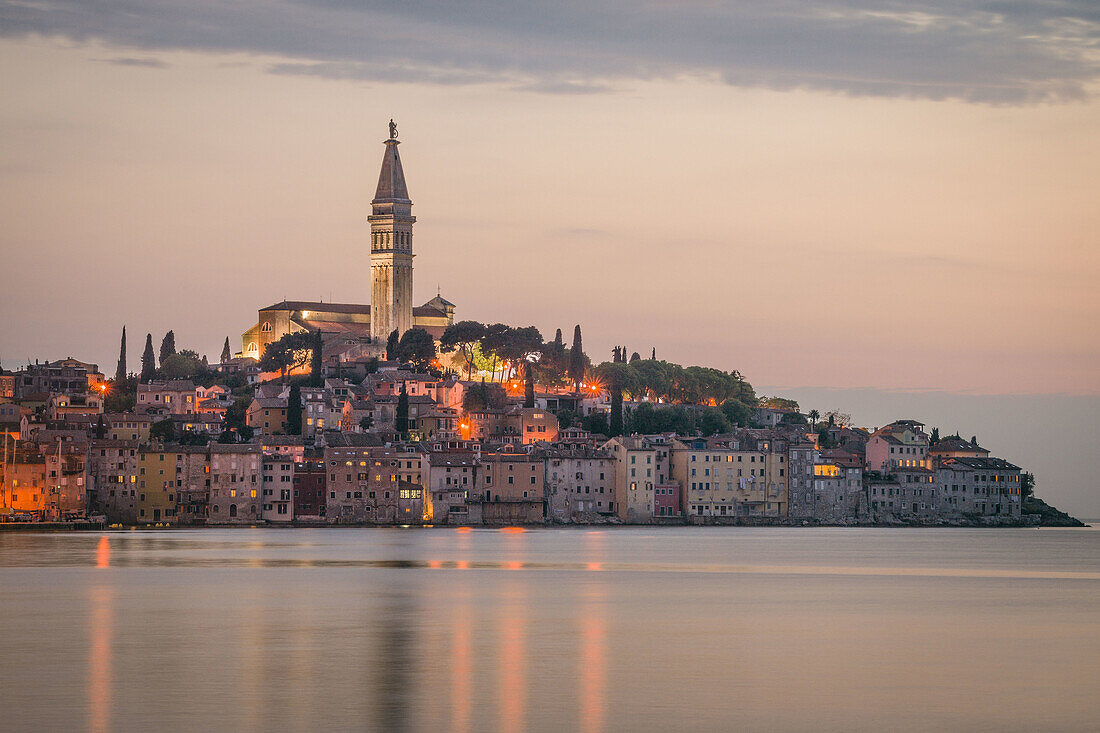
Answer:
[{"xmin": 653, "ymin": 483, "xmax": 681, "ymax": 518}]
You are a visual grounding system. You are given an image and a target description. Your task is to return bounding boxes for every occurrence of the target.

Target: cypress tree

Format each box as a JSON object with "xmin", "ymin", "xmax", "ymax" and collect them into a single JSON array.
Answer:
[
  {"xmin": 610, "ymin": 387, "xmax": 623, "ymax": 437},
  {"xmin": 115, "ymin": 326, "xmax": 127, "ymax": 381},
  {"xmin": 524, "ymin": 361, "xmax": 535, "ymax": 408},
  {"xmin": 140, "ymin": 334, "xmax": 157, "ymax": 383},
  {"xmin": 568, "ymin": 325, "xmax": 584, "ymax": 390},
  {"xmin": 651, "ymin": 347, "xmax": 656, "ymax": 360},
  {"xmin": 220, "ymin": 337, "xmax": 231, "ymax": 364},
  {"xmin": 286, "ymin": 384, "xmax": 302, "ymax": 436},
  {"xmin": 159, "ymin": 331, "xmax": 176, "ymax": 365},
  {"xmin": 396, "ymin": 383, "xmax": 409, "ymax": 438},
  {"xmin": 386, "ymin": 329, "xmax": 400, "ymax": 361},
  {"xmin": 94, "ymin": 413, "xmax": 106, "ymax": 440},
  {"xmin": 310, "ymin": 330, "xmax": 324, "ymax": 386}
]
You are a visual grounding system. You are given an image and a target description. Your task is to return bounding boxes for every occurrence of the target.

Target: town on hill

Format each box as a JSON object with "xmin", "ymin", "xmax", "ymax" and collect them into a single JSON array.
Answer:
[{"xmin": 0, "ymin": 125, "xmax": 1077, "ymax": 528}]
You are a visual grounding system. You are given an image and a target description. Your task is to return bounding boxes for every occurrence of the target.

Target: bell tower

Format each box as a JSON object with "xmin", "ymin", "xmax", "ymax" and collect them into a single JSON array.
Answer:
[{"xmin": 369, "ymin": 120, "xmax": 415, "ymax": 343}]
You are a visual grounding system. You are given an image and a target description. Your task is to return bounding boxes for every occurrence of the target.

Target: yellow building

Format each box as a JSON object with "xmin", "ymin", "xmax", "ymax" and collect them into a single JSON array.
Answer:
[{"xmin": 137, "ymin": 449, "xmax": 180, "ymax": 524}]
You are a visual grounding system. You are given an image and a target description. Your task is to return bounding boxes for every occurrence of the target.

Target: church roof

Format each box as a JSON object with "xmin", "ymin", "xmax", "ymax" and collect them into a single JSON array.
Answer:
[
  {"xmin": 262, "ymin": 300, "xmax": 371, "ymax": 315},
  {"xmin": 373, "ymin": 140, "xmax": 410, "ymax": 203},
  {"xmin": 263, "ymin": 300, "xmax": 448, "ymax": 319}
]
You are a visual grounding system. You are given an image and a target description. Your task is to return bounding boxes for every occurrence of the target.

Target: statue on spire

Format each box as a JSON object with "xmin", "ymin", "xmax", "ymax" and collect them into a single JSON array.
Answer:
[{"xmin": 389, "ymin": 119, "xmax": 398, "ymax": 140}]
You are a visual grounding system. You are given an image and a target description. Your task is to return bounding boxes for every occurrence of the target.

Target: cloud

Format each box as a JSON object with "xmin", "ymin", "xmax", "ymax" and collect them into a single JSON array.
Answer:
[
  {"xmin": 549, "ymin": 227, "xmax": 610, "ymax": 238},
  {"xmin": 2, "ymin": 0, "xmax": 1098, "ymax": 103},
  {"xmin": 100, "ymin": 56, "xmax": 168, "ymax": 68}
]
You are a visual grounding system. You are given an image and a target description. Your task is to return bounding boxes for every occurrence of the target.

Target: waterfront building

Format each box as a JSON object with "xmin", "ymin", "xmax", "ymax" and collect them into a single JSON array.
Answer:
[
  {"xmin": 934, "ymin": 456, "xmax": 1021, "ymax": 517},
  {"xmin": 865, "ymin": 420, "xmax": 930, "ymax": 472},
  {"xmin": 476, "ymin": 452, "xmax": 545, "ymax": 524},
  {"xmin": 292, "ymin": 455, "xmax": 326, "ymax": 520},
  {"xmin": 604, "ymin": 434, "xmax": 674, "ymax": 521},
  {"xmin": 208, "ymin": 444, "xmax": 262, "ymax": 523},
  {"xmin": 136, "ymin": 449, "xmax": 180, "ymax": 524},
  {"xmin": 261, "ymin": 452, "xmax": 295, "ymax": 522},
  {"xmin": 540, "ymin": 444, "xmax": 615, "ymax": 521}
]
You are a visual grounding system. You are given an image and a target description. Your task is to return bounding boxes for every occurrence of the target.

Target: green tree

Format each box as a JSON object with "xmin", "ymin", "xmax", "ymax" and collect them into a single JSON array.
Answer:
[
  {"xmin": 395, "ymin": 383, "xmax": 409, "ymax": 439},
  {"xmin": 222, "ymin": 396, "xmax": 252, "ymax": 440},
  {"xmin": 440, "ymin": 321, "xmax": 487, "ymax": 378},
  {"xmin": 115, "ymin": 326, "xmax": 127, "ymax": 382},
  {"xmin": 596, "ymin": 362, "xmax": 640, "ymax": 438},
  {"xmin": 582, "ymin": 411, "xmax": 608, "ymax": 436},
  {"xmin": 150, "ymin": 418, "xmax": 176, "ymax": 443},
  {"xmin": 1021, "ymin": 472, "xmax": 1035, "ymax": 501},
  {"xmin": 159, "ymin": 330, "xmax": 176, "ymax": 365},
  {"xmin": 630, "ymin": 352, "xmax": 641, "ymax": 362},
  {"xmin": 395, "ymin": 328, "xmax": 436, "ymax": 372},
  {"xmin": 220, "ymin": 337, "xmax": 232, "ymax": 364},
  {"xmin": 140, "ymin": 334, "xmax": 157, "ymax": 383},
  {"xmin": 359, "ymin": 415, "xmax": 374, "ymax": 432},
  {"xmin": 462, "ymin": 380, "xmax": 506, "ymax": 411},
  {"xmin": 930, "ymin": 427, "xmax": 940, "ymax": 443},
  {"xmin": 161, "ymin": 351, "xmax": 203, "ymax": 380},
  {"xmin": 286, "ymin": 384, "xmax": 302, "ymax": 436},
  {"xmin": 720, "ymin": 399, "xmax": 753, "ymax": 428},
  {"xmin": 479, "ymin": 323, "xmax": 511, "ymax": 381},
  {"xmin": 94, "ymin": 414, "xmax": 106, "ymax": 439},
  {"xmin": 104, "ymin": 376, "xmax": 137, "ymax": 413},
  {"xmin": 568, "ymin": 325, "xmax": 585, "ymax": 390},
  {"xmin": 808, "ymin": 409, "xmax": 820, "ymax": 429},
  {"xmin": 259, "ymin": 332, "xmax": 313, "ymax": 383},
  {"xmin": 697, "ymin": 408, "xmax": 730, "ymax": 436}
]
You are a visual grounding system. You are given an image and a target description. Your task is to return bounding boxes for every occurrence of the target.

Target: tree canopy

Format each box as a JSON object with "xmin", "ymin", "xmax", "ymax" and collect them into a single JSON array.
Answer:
[
  {"xmin": 395, "ymin": 328, "xmax": 436, "ymax": 372},
  {"xmin": 259, "ymin": 332, "xmax": 314, "ymax": 382}
]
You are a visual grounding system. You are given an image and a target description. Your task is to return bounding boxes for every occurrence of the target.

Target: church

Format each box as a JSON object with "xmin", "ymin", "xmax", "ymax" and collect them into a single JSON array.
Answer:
[{"xmin": 241, "ymin": 123, "xmax": 455, "ymax": 360}]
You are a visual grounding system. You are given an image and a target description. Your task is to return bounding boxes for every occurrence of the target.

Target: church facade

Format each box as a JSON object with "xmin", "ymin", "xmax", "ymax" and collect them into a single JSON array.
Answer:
[{"xmin": 242, "ymin": 124, "xmax": 454, "ymax": 361}]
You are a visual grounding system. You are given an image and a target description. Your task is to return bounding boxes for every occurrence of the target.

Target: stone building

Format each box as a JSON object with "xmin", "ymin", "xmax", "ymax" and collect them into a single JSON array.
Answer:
[
  {"xmin": 323, "ymin": 445, "xmax": 426, "ymax": 524},
  {"xmin": 86, "ymin": 440, "xmax": 140, "ymax": 522},
  {"xmin": 671, "ymin": 432, "xmax": 788, "ymax": 520},
  {"xmin": 604, "ymin": 434, "xmax": 674, "ymax": 522},
  {"xmin": 935, "ymin": 456, "xmax": 1021, "ymax": 517},
  {"xmin": 136, "ymin": 380, "xmax": 199, "ymax": 416},
  {"xmin": 293, "ymin": 455, "xmax": 326, "ymax": 520},
  {"xmin": 540, "ymin": 445, "xmax": 615, "ymax": 521},
  {"xmin": 424, "ymin": 451, "xmax": 481, "ymax": 525},
  {"xmin": 262, "ymin": 452, "xmax": 295, "ymax": 522},
  {"xmin": 476, "ymin": 452, "xmax": 545, "ymax": 524},
  {"xmin": 208, "ymin": 444, "xmax": 262, "ymax": 523}
]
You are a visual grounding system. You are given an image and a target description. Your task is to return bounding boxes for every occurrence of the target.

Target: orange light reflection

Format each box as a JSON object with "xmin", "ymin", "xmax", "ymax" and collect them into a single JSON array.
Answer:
[
  {"xmin": 88, "ymin": 586, "xmax": 112, "ymax": 733},
  {"xmin": 95, "ymin": 535, "xmax": 110, "ymax": 568}
]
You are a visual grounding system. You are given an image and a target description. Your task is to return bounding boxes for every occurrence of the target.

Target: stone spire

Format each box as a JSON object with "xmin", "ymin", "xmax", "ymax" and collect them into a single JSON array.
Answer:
[
  {"xmin": 369, "ymin": 121, "xmax": 415, "ymax": 343},
  {"xmin": 373, "ymin": 134, "xmax": 410, "ymax": 203}
]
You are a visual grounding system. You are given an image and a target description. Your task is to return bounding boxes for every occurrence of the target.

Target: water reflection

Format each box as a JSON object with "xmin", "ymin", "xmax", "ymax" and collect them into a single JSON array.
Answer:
[
  {"xmin": 0, "ymin": 528, "xmax": 1094, "ymax": 733},
  {"xmin": 499, "ymin": 585, "xmax": 526, "ymax": 733},
  {"xmin": 580, "ymin": 530, "xmax": 607, "ymax": 733},
  {"xmin": 451, "ymin": 590, "xmax": 472, "ymax": 733},
  {"xmin": 95, "ymin": 535, "xmax": 110, "ymax": 568},
  {"xmin": 88, "ymin": 584, "xmax": 112, "ymax": 733},
  {"xmin": 374, "ymin": 585, "xmax": 415, "ymax": 732}
]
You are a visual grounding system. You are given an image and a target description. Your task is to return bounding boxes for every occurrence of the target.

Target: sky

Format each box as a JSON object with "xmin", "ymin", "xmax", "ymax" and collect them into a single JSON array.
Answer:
[{"xmin": 0, "ymin": 2, "xmax": 1097, "ymax": 512}]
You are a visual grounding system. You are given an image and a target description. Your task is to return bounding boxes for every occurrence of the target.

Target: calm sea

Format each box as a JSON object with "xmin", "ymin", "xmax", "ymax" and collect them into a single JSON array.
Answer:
[{"xmin": 1, "ymin": 526, "xmax": 1097, "ymax": 732}]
